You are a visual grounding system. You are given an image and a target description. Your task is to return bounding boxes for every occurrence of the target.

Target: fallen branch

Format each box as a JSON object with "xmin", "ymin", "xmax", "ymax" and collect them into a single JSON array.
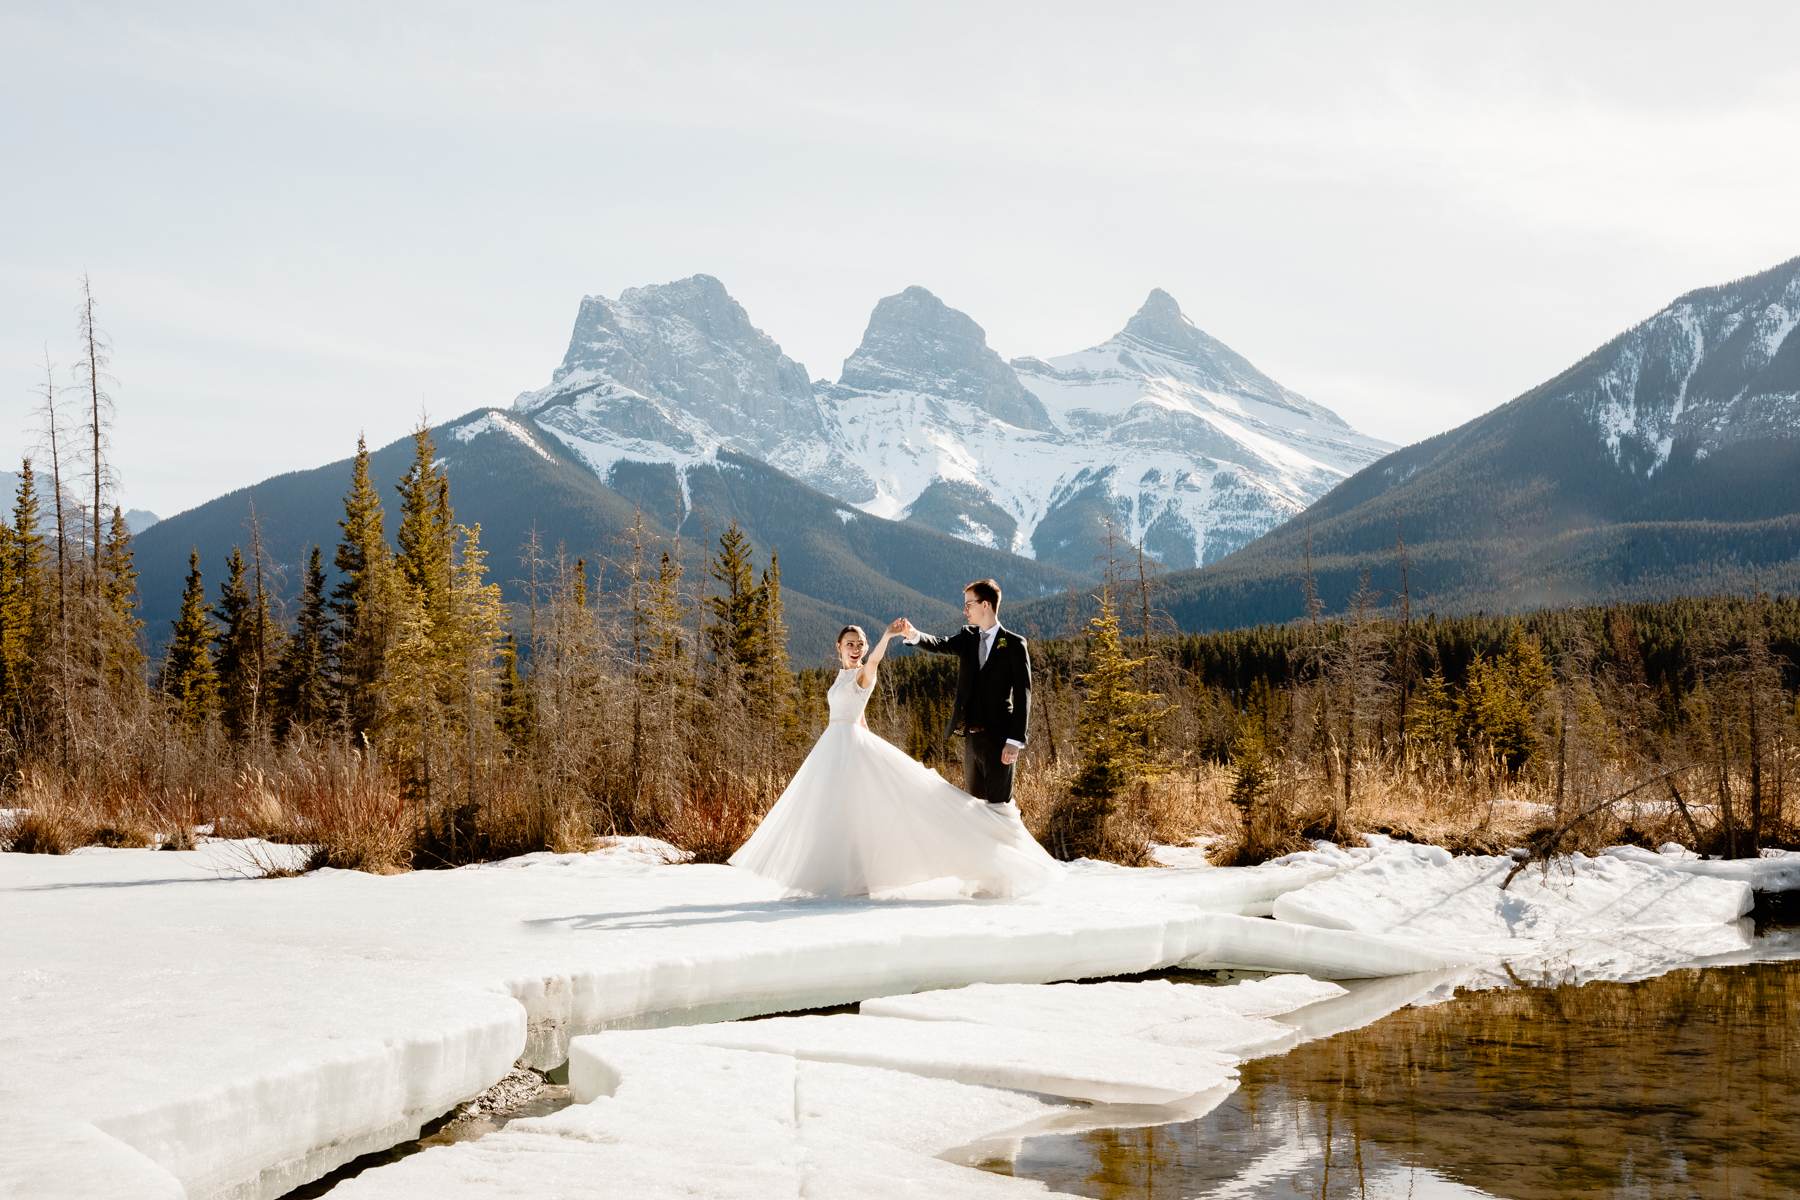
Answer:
[{"xmin": 1501, "ymin": 763, "xmax": 1698, "ymax": 890}]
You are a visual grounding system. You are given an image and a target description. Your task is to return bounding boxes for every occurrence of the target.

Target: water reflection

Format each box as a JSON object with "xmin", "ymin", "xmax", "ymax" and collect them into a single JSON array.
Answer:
[{"xmin": 999, "ymin": 957, "xmax": 1800, "ymax": 1199}]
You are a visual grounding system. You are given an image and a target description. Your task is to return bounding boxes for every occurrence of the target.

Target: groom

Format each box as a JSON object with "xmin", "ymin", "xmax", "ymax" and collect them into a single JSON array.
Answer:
[{"xmin": 898, "ymin": 578, "xmax": 1031, "ymax": 806}]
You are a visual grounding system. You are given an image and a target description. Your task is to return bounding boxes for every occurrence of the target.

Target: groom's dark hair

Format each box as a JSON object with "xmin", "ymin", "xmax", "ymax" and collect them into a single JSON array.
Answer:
[{"xmin": 964, "ymin": 578, "xmax": 1002, "ymax": 610}]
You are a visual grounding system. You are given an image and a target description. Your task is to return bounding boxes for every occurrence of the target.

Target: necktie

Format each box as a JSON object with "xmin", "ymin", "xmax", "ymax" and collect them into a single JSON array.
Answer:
[{"xmin": 979, "ymin": 630, "xmax": 992, "ymax": 669}]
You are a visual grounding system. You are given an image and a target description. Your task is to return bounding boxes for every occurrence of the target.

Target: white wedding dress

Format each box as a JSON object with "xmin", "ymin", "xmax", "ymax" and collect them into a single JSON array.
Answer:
[{"xmin": 729, "ymin": 669, "xmax": 1063, "ymax": 899}]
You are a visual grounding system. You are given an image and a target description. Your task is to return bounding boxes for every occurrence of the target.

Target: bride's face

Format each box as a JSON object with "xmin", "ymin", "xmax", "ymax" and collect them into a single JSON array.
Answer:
[{"xmin": 837, "ymin": 633, "xmax": 867, "ymax": 668}]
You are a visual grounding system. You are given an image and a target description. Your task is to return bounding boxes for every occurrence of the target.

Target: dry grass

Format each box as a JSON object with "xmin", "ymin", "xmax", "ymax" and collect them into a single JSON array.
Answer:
[
  {"xmin": 662, "ymin": 791, "xmax": 761, "ymax": 865},
  {"xmin": 8, "ymin": 718, "xmax": 1791, "ymax": 877}
]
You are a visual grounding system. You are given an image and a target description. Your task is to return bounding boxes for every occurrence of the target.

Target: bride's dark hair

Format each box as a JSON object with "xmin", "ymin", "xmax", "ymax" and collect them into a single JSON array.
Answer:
[{"xmin": 835, "ymin": 624, "xmax": 866, "ymax": 646}]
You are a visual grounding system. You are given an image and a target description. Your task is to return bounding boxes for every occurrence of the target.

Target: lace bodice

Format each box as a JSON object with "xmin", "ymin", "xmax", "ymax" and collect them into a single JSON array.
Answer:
[{"xmin": 826, "ymin": 668, "xmax": 875, "ymax": 724}]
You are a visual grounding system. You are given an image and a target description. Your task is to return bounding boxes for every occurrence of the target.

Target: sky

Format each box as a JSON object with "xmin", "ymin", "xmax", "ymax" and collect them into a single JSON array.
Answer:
[{"xmin": 2, "ymin": 1, "xmax": 1797, "ymax": 520}]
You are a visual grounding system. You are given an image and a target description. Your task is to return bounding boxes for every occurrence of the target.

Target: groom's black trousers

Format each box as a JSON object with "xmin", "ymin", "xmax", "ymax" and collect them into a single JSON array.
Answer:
[{"xmin": 962, "ymin": 730, "xmax": 1015, "ymax": 806}]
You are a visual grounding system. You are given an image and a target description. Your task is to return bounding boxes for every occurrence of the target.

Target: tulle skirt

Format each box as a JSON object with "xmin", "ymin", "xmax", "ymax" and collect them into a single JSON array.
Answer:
[{"xmin": 729, "ymin": 721, "xmax": 1063, "ymax": 899}]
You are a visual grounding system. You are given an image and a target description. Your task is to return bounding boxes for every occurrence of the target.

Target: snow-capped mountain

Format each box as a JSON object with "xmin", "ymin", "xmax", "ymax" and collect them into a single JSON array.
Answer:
[
  {"xmin": 517, "ymin": 275, "xmax": 875, "ymax": 506},
  {"xmin": 1573, "ymin": 260, "xmax": 1800, "ymax": 477},
  {"xmin": 1096, "ymin": 254, "xmax": 1800, "ymax": 633},
  {"xmin": 510, "ymin": 275, "xmax": 1390, "ymax": 574}
]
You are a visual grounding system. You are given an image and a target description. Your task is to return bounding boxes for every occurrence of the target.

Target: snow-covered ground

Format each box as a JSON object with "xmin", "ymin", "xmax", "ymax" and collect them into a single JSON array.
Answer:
[{"xmin": 0, "ymin": 834, "xmax": 1782, "ymax": 1199}]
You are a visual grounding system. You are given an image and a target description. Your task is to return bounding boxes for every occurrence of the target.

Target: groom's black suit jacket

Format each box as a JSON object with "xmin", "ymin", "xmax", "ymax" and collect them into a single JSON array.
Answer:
[{"xmin": 912, "ymin": 623, "xmax": 1031, "ymax": 746}]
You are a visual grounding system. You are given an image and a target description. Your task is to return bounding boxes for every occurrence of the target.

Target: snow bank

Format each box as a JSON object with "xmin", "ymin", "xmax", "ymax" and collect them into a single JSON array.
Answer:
[
  {"xmin": 1603, "ymin": 844, "xmax": 1800, "ymax": 894},
  {"xmin": 1272, "ymin": 840, "xmax": 1754, "ymax": 951},
  {"xmin": 1147, "ymin": 836, "xmax": 1217, "ymax": 868}
]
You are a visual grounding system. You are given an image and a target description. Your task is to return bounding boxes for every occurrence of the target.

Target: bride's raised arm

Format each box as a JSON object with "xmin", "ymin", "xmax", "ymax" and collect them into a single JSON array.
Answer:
[{"xmin": 856, "ymin": 620, "xmax": 904, "ymax": 689}]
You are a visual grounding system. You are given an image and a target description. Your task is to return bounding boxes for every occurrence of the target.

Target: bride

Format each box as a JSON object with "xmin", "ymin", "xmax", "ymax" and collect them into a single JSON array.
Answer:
[{"xmin": 729, "ymin": 620, "xmax": 1063, "ymax": 899}]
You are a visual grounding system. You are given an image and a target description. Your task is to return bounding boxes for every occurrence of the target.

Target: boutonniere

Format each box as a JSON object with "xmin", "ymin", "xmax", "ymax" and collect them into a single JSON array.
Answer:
[{"xmin": 995, "ymin": 637, "xmax": 1008, "ymax": 649}]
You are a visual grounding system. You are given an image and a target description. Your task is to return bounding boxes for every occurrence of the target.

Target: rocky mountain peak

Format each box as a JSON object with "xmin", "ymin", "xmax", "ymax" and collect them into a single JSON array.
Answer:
[
  {"xmin": 530, "ymin": 275, "xmax": 827, "ymax": 451},
  {"xmin": 1121, "ymin": 288, "xmax": 1195, "ymax": 350},
  {"xmin": 838, "ymin": 287, "xmax": 1052, "ymax": 431}
]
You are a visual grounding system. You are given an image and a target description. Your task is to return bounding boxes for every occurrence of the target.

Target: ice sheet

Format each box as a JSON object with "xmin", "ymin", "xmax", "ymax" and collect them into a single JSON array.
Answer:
[
  {"xmin": 595, "ymin": 1014, "xmax": 1238, "ymax": 1105},
  {"xmin": 1271, "ymin": 842, "xmax": 1755, "ymax": 951},
  {"xmin": 333, "ymin": 1039, "xmax": 1072, "ymax": 1199},
  {"xmin": 0, "ymin": 839, "xmax": 1330, "ymax": 1199},
  {"xmin": 862, "ymin": 977, "xmax": 1341, "ymax": 1057},
  {"xmin": 1, "ymin": 831, "xmax": 1766, "ymax": 1199},
  {"xmin": 1602, "ymin": 844, "xmax": 1800, "ymax": 894}
]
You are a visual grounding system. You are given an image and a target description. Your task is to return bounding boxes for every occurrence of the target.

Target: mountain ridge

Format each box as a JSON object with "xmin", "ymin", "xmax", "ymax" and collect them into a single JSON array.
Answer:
[{"xmin": 1009, "ymin": 255, "xmax": 1800, "ymax": 635}]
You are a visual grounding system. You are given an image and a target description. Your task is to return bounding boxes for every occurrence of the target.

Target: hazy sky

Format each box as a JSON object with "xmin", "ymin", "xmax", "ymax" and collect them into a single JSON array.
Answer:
[{"xmin": 3, "ymin": 1, "xmax": 1796, "ymax": 519}]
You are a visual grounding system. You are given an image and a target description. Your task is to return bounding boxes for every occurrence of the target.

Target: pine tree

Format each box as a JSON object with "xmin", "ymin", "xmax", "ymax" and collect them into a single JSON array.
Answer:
[
  {"xmin": 1405, "ymin": 669, "xmax": 1459, "ymax": 768},
  {"xmin": 497, "ymin": 631, "xmax": 532, "ymax": 754},
  {"xmin": 446, "ymin": 522, "xmax": 507, "ymax": 722},
  {"xmin": 98, "ymin": 505, "xmax": 144, "ymax": 689},
  {"xmin": 382, "ymin": 577, "xmax": 443, "ymax": 796},
  {"xmin": 0, "ymin": 518, "xmax": 13, "ymax": 735},
  {"xmin": 755, "ymin": 551, "xmax": 795, "ymax": 740},
  {"xmin": 1459, "ymin": 628, "xmax": 1551, "ymax": 774},
  {"xmin": 1046, "ymin": 588, "xmax": 1167, "ymax": 863},
  {"xmin": 704, "ymin": 523, "xmax": 763, "ymax": 676},
  {"xmin": 161, "ymin": 550, "xmax": 219, "ymax": 731},
  {"xmin": 331, "ymin": 435, "xmax": 394, "ymax": 738},
  {"xmin": 394, "ymin": 425, "xmax": 452, "ymax": 617},
  {"xmin": 273, "ymin": 546, "xmax": 332, "ymax": 731},
  {"xmin": 213, "ymin": 548, "xmax": 257, "ymax": 742},
  {"xmin": 1227, "ymin": 721, "xmax": 1273, "ymax": 810},
  {"xmin": 1, "ymin": 462, "xmax": 48, "ymax": 738},
  {"xmin": 1069, "ymin": 589, "xmax": 1165, "ymax": 803}
]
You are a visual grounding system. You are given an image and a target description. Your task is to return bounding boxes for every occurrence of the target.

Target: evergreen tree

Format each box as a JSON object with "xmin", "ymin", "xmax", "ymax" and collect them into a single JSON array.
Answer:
[
  {"xmin": 213, "ymin": 548, "xmax": 258, "ymax": 741},
  {"xmin": 1069, "ymin": 589, "xmax": 1166, "ymax": 803},
  {"xmin": 1405, "ymin": 669, "xmax": 1459, "ymax": 766},
  {"xmin": 273, "ymin": 546, "xmax": 332, "ymax": 730},
  {"xmin": 704, "ymin": 522, "xmax": 763, "ymax": 676},
  {"xmin": 650, "ymin": 550, "xmax": 686, "ymax": 667},
  {"xmin": 381, "ymin": 577, "xmax": 443, "ymax": 795},
  {"xmin": 161, "ymin": 550, "xmax": 218, "ymax": 731},
  {"xmin": 446, "ymin": 521, "xmax": 507, "ymax": 717},
  {"xmin": 497, "ymin": 632, "xmax": 532, "ymax": 754},
  {"xmin": 754, "ymin": 551, "xmax": 796, "ymax": 737},
  {"xmin": 0, "ymin": 518, "xmax": 13, "ymax": 733},
  {"xmin": 1, "ymin": 462, "xmax": 48, "ymax": 737},
  {"xmin": 1459, "ymin": 628, "xmax": 1551, "ymax": 773},
  {"xmin": 1046, "ymin": 588, "xmax": 1167, "ymax": 863},
  {"xmin": 98, "ymin": 505, "xmax": 144, "ymax": 689},
  {"xmin": 394, "ymin": 425, "xmax": 452, "ymax": 616},
  {"xmin": 1227, "ymin": 721, "xmax": 1274, "ymax": 810},
  {"xmin": 331, "ymin": 435, "xmax": 394, "ymax": 738}
]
